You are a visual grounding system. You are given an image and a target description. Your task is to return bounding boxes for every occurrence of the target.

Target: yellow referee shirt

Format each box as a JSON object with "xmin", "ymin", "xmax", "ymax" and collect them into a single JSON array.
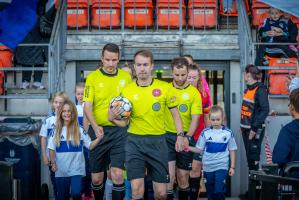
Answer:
[
  {"xmin": 165, "ymin": 83, "xmax": 202, "ymax": 133},
  {"xmin": 122, "ymin": 79, "xmax": 178, "ymax": 135},
  {"xmin": 83, "ymin": 68, "xmax": 131, "ymax": 126}
]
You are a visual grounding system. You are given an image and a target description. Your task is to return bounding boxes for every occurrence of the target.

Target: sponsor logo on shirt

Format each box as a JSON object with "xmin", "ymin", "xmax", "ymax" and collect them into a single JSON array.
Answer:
[
  {"xmin": 152, "ymin": 89, "xmax": 161, "ymax": 97},
  {"xmin": 179, "ymin": 104, "xmax": 188, "ymax": 113},
  {"xmin": 152, "ymin": 102, "xmax": 161, "ymax": 111}
]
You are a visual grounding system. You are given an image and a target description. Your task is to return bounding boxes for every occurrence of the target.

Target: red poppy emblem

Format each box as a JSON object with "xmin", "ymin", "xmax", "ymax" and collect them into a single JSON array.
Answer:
[{"xmin": 152, "ymin": 89, "xmax": 161, "ymax": 97}]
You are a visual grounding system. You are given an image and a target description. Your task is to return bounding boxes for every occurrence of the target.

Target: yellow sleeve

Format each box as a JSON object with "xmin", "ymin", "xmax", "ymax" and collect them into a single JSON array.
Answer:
[
  {"xmin": 166, "ymin": 85, "xmax": 178, "ymax": 108},
  {"xmin": 191, "ymin": 89, "xmax": 203, "ymax": 115},
  {"xmin": 83, "ymin": 74, "xmax": 94, "ymax": 103}
]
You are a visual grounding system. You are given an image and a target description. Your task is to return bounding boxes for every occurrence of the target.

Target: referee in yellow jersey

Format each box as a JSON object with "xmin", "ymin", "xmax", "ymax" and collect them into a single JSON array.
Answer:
[
  {"xmin": 83, "ymin": 43, "xmax": 131, "ymax": 200},
  {"xmin": 108, "ymin": 50, "xmax": 186, "ymax": 200},
  {"xmin": 164, "ymin": 57, "xmax": 202, "ymax": 200}
]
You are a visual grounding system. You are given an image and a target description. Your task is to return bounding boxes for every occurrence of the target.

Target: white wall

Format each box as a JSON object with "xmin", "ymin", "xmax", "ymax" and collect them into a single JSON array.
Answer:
[{"xmin": 229, "ymin": 61, "xmax": 248, "ymax": 196}]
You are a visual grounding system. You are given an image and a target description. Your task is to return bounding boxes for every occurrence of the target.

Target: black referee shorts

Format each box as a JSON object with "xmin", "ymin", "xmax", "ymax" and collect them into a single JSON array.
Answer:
[
  {"xmin": 88, "ymin": 126, "xmax": 127, "ymax": 173},
  {"xmin": 165, "ymin": 131, "xmax": 195, "ymax": 170},
  {"xmin": 125, "ymin": 133, "xmax": 169, "ymax": 183}
]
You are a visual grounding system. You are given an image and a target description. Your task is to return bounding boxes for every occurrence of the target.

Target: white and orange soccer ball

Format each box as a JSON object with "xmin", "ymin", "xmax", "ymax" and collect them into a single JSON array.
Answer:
[{"xmin": 110, "ymin": 96, "xmax": 132, "ymax": 119}]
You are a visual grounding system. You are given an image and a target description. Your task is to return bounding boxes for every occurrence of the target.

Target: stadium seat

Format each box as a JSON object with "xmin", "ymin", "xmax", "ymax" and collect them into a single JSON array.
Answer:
[
  {"xmin": 0, "ymin": 45, "xmax": 13, "ymax": 95},
  {"xmin": 67, "ymin": 0, "xmax": 89, "ymax": 28},
  {"xmin": 219, "ymin": 0, "xmax": 250, "ymax": 17},
  {"xmin": 188, "ymin": 0, "xmax": 217, "ymax": 28},
  {"xmin": 91, "ymin": 0, "xmax": 121, "ymax": 28},
  {"xmin": 124, "ymin": 0, "xmax": 153, "ymax": 28},
  {"xmin": 251, "ymin": 0, "xmax": 270, "ymax": 26},
  {"xmin": 156, "ymin": 0, "xmax": 186, "ymax": 28},
  {"xmin": 267, "ymin": 57, "xmax": 298, "ymax": 95}
]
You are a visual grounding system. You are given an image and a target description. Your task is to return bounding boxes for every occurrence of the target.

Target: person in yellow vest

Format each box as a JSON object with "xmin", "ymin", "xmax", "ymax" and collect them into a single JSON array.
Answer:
[
  {"xmin": 83, "ymin": 43, "xmax": 132, "ymax": 200},
  {"xmin": 240, "ymin": 64, "xmax": 269, "ymax": 171},
  {"xmin": 108, "ymin": 50, "xmax": 186, "ymax": 200},
  {"xmin": 164, "ymin": 57, "xmax": 202, "ymax": 200}
]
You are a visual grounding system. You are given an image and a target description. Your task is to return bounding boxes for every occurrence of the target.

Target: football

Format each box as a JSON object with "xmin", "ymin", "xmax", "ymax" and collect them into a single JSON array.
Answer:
[{"xmin": 110, "ymin": 96, "xmax": 132, "ymax": 119}]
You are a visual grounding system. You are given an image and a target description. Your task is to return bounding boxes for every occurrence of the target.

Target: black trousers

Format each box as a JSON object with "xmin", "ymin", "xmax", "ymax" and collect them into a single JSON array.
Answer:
[
  {"xmin": 22, "ymin": 64, "xmax": 43, "ymax": 82},
  {"xmin": 241, "ymin": 128, "xmax": 265, "ymax": 171}
]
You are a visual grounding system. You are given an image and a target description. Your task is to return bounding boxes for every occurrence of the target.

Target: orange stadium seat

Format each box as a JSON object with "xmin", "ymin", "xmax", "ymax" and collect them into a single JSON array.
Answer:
[
  {"xmin": 251, "ymin": 0, "xmax": 270, "ymax": 26},
  {"xmin": 219, "ymin": 0, "xmax": 250, "ymax": 17},
  {"xmin": 267, "ymin": 57, "xmax": 298, "ymax": 95},
  {"xmin": 0, "ymin": 45, "xmax": 13, "ymax": 95},
  {"xmin": 91, "ymin": 0, "xmax": 121, "ymax": 28},
  {"xmin": 188, "ymin": 0, "xmax": 217, "ymax": 28},
  {"xmin": 156, "ymin": 0, "xmax": 186, "ymax": 28},
  {"xmin": 67, "ymin": 0, "xmax": 89, "ymax": 28},
  {"xmin": 124, "ymin": 0, "xmax": 153, "ymax": 28}
]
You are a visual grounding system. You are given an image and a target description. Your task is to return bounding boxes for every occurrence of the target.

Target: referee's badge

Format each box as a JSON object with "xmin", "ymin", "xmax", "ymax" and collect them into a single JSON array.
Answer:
[
  {"xmin": 179, "ymin": 104, "xmax": 188, "ymax": 112},
  {"xmin": 152, "ymin": 102, "xmax": 161, "ymax": 111},
  {"xmin": 152, "ymin": 89, "xmax": 161, "ymax": 97}
]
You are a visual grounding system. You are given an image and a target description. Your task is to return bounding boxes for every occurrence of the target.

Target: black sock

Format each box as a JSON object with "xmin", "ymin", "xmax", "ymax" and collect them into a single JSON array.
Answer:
[
  {"xmin": 167, "ymin": 190, "xmax": 174, "ymax": 200},
  {"xmin": 189, "ymin": 177, "xmax": 201, "ymax": 200},
  {"xmin": 178, "ymin": 187, "xmax": 190, "ymax": 200},
  {"xmin": 112, "ymin": 183, "xmax": 125, "ymax": 200},
  {"xmin": 92, "ymin": 183, "xmax": 104, "ymax": 200}
]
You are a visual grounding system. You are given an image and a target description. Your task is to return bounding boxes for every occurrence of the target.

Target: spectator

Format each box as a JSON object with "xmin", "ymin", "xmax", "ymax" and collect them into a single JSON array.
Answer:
[
  {"xmin": 255, "ymin": 7, "xmax": 297, "ymax": 67},
  {"xmin": 272, "ymin": 88, "xmax": 299, "ymax": 181},
  {"xmin": 15, "ymin": 0, "xmax": 56, "ymax": 89}
]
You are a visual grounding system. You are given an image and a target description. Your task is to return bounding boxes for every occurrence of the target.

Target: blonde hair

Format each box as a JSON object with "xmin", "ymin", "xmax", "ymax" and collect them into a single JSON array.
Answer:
[
  {"xmin": 51, "ymin": 91, "xmax": 69, "ymax": 112},
  {"xmin": 209, "ymin": 105, "xmax": 224, "ymax": 118},
  {"xmin": 55, "ymin": 100, "xmax": 81, "ymax": 147},
  {"xmin": 75, "ymin": 82, "xmax": 85, "ymax": 91}
]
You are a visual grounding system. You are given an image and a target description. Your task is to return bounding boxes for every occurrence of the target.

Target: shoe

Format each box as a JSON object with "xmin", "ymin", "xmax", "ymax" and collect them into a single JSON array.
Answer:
[
  {"xmin": 32, "ymin": 82, "xmax": 45, "ymax": 89},
  {"xmin": 21, "ymin": 81, "xmax": 30, "ymax": 89}
]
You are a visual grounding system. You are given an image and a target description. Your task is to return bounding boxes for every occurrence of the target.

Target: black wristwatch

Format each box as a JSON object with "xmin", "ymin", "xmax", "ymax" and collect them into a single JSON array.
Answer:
[
  {"xmin": 185, "ymin": 134, "xmax": 192, "ymax": 141},
  {"xmin": 177, "ymin": 132, "xmax": 185, "ymax": 137}
]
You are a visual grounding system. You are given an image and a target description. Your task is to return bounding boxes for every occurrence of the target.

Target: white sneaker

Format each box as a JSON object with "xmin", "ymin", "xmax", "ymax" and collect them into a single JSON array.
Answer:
[
  {"xmin": 21, "ymin": 81, "xmax": 30, "ymax": 89},
  {"xmin": 32, "ymin": 82, "xmax": 45, "ymax": 89}
]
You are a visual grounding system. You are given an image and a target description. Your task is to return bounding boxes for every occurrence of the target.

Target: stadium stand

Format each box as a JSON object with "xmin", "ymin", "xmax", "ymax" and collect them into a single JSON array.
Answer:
[
  {"xmin": 67, "ymin": 0, "xmax": 89, "ymax": 28},
  {"xmin": 124, "ymin": 0, "xmax": 154, "ymax": 28},
  {"xmin": 251, "ymin": 0, "xmax": 270, "ymax": 26},
  {"xmin": 188, "ymin": 0, "xmax": 217, "ymax": 28},
  {"xmin": 91, "ymin": 0, "xmax": 121, "ymax": 28},
  {"xmin": 268, "ymin": 57, "xmax": 298, "ymax": 95},
  {"xmin": 156, "ymin": 0, "xmax": 186, "ymax": 28}
]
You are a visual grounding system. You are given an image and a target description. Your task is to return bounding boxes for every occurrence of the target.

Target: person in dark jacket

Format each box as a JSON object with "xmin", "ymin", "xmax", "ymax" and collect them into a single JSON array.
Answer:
[
  {"xmin": 15, "ymin": 0, "xmax": 56, "ymax": 89},
  {"xmin": 273, "ymin": 88, "xmax": 299, "ymax": 200},
  {"xmin": 240, "ymin": 64, "xmax": 270, "ymax": 171},
  {"xmin": 273, "ymin": 88, "xmax": 299, "ymax": 178}
]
